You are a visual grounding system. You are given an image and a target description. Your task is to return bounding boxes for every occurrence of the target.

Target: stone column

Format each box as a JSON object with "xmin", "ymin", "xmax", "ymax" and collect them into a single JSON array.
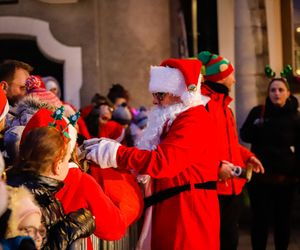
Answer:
[{"xmin": 235, "ymin": 0, "xmax": 268, "ymax": 135}]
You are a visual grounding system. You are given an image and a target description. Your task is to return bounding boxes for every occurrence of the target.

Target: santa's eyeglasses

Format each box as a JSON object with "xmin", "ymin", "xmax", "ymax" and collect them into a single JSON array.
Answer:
[{"xmin": 152, "ymin": 92, "xmax": 167, "ymax": 101}]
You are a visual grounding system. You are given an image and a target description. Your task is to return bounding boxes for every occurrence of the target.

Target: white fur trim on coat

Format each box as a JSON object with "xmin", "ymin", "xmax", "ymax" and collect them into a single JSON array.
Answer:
[{"xmin": 149, "ymin": 66, "xmax": 186, "ymax": 97}]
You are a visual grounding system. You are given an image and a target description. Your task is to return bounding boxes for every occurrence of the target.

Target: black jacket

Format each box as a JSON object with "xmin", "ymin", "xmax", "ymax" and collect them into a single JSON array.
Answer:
[
  {"xmin": 7, "ymin": 171, "xmax": 95, "ymax": 250},
  {"xmin": 240, "ymin": 95, "xmax": 300, "ymax": 178}
]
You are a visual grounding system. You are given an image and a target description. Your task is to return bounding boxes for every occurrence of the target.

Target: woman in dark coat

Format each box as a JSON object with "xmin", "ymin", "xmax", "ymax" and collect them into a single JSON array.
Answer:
[{"xmin": 240, "ymin": 77, "xmax": 300, "ymax": 250}]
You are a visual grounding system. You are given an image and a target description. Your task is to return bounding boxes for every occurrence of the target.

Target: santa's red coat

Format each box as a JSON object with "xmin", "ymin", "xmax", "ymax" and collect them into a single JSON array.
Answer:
[{"xmin": 116, "ymin": 105, "xmax": 220, "ymax": 250}]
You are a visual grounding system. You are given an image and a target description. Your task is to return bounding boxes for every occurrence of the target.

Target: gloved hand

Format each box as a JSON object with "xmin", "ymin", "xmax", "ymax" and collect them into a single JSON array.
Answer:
[{"xmin": 84, "ymin": 138, "xmax": 121, "ymax": 168}]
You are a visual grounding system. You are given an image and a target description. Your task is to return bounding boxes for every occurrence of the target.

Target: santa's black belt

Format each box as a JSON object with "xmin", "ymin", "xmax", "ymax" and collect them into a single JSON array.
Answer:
[{"xmin": 144, "ymin": 181, "xmax": 217, "ymax": 209}]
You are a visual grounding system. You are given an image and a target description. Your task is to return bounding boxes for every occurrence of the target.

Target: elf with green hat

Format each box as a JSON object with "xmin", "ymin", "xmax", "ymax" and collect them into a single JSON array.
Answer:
[{"xmin": 198, "ymin": 51, "xmax": 265, "ymax": 250}]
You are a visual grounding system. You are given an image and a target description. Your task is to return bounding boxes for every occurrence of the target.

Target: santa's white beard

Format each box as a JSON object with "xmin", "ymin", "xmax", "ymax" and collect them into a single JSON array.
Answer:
[{"xmin": 136, "ymin": 103, "xmax": 187, "ymax": 150}]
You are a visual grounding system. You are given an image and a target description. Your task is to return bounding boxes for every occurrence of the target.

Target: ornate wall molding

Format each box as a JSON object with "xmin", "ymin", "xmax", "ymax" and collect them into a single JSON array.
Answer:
[{"xmin": 0, "ymin": 16, "xmax": 82, "ymax": 108}]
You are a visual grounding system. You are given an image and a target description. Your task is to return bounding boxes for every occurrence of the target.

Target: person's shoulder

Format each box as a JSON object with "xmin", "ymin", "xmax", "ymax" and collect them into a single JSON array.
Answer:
[
  {"xmin": 250, "ymin": 105, "xmax": 263, "ymax": 113},
  {"xmin": 175, "ymin": 105, "xmax": 211, "ymax": 124}
]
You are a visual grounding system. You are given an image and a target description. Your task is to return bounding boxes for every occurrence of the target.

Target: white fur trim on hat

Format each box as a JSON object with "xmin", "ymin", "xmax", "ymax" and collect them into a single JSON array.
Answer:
[
  {"xmin": 149, "ymin": 66, "xmax": 186, "ymax": 97},
  {"xmin": 181, "ymin": 73, "xmax": 203, "ymax": 107},
  {"xmin": 0, "ymin": 101, "xmax": 9, "ymax": 121}
]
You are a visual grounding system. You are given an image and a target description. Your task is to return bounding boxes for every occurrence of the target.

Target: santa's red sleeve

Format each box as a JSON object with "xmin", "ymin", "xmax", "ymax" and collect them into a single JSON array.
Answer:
[{"xmin": 116, "ymin": 107, "xmax": 217, "ymax": 181}]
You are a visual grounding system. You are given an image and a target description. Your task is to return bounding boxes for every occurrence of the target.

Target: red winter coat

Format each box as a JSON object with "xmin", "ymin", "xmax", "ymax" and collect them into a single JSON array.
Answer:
[
  {"xmin": 202, "ymin": 83, "xmax": 254, "ymax": 195},
  {"xmin": 116, "ymin": 106, "xmax": 220, "ymax": 250},
  {"xmin": 56, "ymin": 167, "xmax": 127, "ymax": 249}
]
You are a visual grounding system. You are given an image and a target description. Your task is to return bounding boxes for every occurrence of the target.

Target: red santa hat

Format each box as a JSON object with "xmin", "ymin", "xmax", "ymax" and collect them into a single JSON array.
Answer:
[
  {"xmin": 149, "ymin": 58, "xmax": 203, "ymax": 107},
  {"xmin": 21, "ymin": 108, "xmax": 70, "ymax": 145},
  {"xmin": 26, "ymin": 75, "xmax": 62, "ymax": 108},
  {"xmin": 0, "ymin": 87, "xmax": 9, "ymax": 121}
]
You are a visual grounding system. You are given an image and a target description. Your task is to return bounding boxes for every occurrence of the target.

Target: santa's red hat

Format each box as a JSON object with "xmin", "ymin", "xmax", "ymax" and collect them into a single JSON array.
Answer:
[
  {"xmin": 149, "ymin": 58, "xmax": 203, "ymax": 107},
  {"xmin": 26, "ymin": 75, "xmax": 62, "ymax": 108},
  {"xmin": 0, "ymin": 87, "xmax": 9, "ymax": 121}
]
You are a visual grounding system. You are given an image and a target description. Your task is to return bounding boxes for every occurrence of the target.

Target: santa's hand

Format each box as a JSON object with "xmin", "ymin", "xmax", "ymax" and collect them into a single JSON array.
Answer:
[
  {"xmin": 85, "ymin": 138, "xmax": 121, "ymax": 169},
  {"xmin": 82, "ymin": 138, "xmax": 102, "ymax": 149}
]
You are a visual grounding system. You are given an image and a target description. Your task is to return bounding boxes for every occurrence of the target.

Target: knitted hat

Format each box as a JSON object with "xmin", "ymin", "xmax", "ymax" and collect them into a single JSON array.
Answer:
[
  {"xmin": 26, "ymin": 75, "xmax": 62, "ymax": 108},
  {"xmin": 198, "ymin": 51, "xmax": 234, "ymax": 82},
  {"xmin": 0, "ymin": 87, "xmax": 9, "ymax": 121},
  {"xmin": 6, "ymin": 186, "xmax": 41, "ymax": 238},
  {"xmin": 149, "ymin": 58, "xmax": 203, "ymax": 107}
]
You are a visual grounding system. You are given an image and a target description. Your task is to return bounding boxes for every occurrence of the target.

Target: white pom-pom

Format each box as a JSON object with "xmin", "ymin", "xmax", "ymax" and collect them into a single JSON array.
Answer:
[{"xmin": 181, "ymin": 90, "xmax": 202, "ymax": 107}]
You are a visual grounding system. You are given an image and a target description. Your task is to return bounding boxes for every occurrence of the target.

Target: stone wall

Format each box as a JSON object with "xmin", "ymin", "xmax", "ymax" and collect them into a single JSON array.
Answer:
[{"xmin": 0, "ymin": 0, "xmax": 171, "ymax": 108}]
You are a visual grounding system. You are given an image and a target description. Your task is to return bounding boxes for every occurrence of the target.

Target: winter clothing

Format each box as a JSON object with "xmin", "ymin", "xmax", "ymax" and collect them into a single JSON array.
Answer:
[
  {"xmin": 201, "ymin": 81, "xmax": 254, "ymax": 250},
  {"xmin": 25, "ymin": 76, "xmax": 62, "ymax": 108},
  {"xmin": 240, "ymin": 96, "xmax": 300, "ymax": 177},
  {"xmin": 55, "ymin": 167, "xmax": 128, "ymax": 240},
  {"xmin": 198, "ymin": 51, "xmax": 234, "ymax": 82},
  {"xmin": 240, "ymin": 95, "xmax": 300, "ymax": 249},
  {"xmin": 116, "ymin": 106, "xmax": 220, "ymax": 250},
  {"xmin": 7, "ymin": 171, "xmax": 95, "ymax": 250},
  {"xmin": 202, "ymin": 81, "xmax": 254, "ymax": 195}
]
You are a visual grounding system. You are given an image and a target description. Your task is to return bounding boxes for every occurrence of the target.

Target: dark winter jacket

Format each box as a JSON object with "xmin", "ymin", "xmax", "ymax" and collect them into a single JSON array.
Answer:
[
  {"xmin": 6, "ymin": 171, "xmax": 95, "ymax": 250},
  {"xmin": 240, "ymin": 95, "xmax": 300, "ymax": 180}
]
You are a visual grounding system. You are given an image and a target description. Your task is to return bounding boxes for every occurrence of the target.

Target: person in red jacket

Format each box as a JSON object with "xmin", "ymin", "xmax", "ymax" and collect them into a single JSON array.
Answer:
[
  {"xmin": 82, "ymin": 58, "xmax": 221, "ymax": 250},
  {"xmin": 198, "ymin": 51, "xmax": 264, "ymax": 250}
]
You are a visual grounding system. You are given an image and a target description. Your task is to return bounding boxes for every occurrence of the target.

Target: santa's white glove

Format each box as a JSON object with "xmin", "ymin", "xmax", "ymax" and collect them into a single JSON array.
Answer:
[{"xmin": 84, "ymin": 138, "xmax": 121, "ymax": 169}]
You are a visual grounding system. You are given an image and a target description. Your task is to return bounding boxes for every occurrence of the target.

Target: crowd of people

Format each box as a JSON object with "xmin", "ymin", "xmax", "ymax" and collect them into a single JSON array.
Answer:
[{"xmin": 0, "ymin": 53, "xmax": 298, "ymax": 250}]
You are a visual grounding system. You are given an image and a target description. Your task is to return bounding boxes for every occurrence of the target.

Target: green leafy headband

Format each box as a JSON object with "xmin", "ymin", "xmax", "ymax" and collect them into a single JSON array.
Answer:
[
  {"xmin": 264, "ymin": 64, "xmax": 293, "ymax": 89},
  {"xmin": 49, "ymin": 106, "xmax": 80, "ymax": 140}
]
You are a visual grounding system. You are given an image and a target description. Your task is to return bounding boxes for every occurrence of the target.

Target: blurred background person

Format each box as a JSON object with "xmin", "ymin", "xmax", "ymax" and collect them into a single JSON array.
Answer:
[
  {"xmin": 0, "ymin": 60, "xmax": 32, "ymax": 108},
  {"xmin": 240, "ymin": 66, "xmax": 300, "ymax": 250},
  {"xmin": 42, "ymin": 76, "xmax": 61, "ymax": 99}
]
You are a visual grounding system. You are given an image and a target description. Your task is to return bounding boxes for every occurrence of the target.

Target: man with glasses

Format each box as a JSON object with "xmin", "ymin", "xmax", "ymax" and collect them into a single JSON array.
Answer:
[
  {"xmin": 83, "ymin": 58, "xmax": 221, "ymax": 250},
  {"xmin": 0, "ymin": 59, "xmax": 32, "ymax": 107}
]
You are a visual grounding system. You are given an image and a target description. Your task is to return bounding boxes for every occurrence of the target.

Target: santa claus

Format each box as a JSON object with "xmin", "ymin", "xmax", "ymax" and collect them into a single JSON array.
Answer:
[{"xmin": 83, "ymin": 58, "xmax": 220, "ymax": 250}]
